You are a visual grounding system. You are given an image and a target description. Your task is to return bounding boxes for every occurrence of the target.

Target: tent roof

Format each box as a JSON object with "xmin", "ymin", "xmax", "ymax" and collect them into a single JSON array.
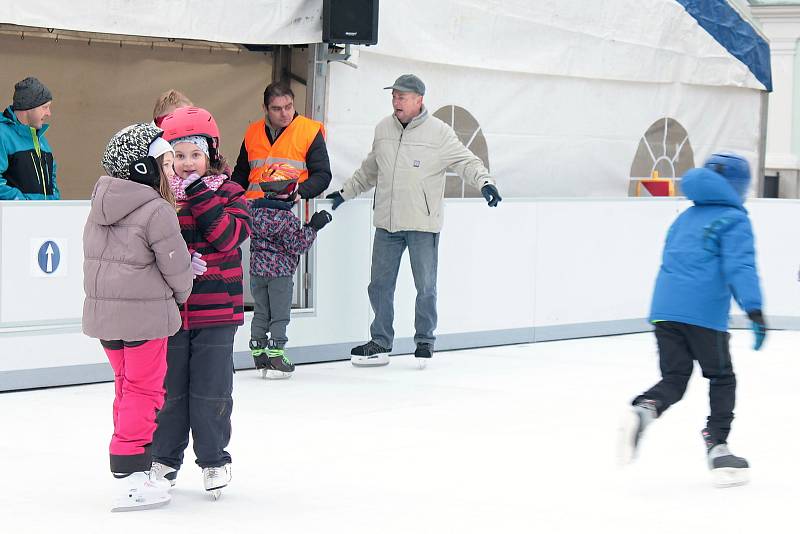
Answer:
[
  {"xmin": 0, "ymin": 0, "xmax": 322, "ymax": 45},
  {"xmin": 0, "ymin": 0, "xmax": 771, "ymax": 91},
  {"xmin": 367, "ymin": 0, "xmax": 770, "ymax": 91}
]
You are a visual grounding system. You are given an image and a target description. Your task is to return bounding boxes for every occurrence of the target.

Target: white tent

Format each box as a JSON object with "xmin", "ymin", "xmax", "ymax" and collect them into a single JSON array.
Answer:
[
  {"xmin": 0, "ymin": 0, "xmax": 772, "ymax": 199},
  {"xmin": 0, "ymin": 0, "xmax": 323, "ymax": 44},
  {"xmin": 324, "ymin": 0, "xmax": 772, "ymax": 197}
]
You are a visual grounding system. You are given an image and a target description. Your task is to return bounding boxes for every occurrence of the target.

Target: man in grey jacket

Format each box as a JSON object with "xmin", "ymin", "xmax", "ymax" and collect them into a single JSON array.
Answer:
[{"xmin": 327, "ymin": 74, "xmax": 502, "ymax": 368}]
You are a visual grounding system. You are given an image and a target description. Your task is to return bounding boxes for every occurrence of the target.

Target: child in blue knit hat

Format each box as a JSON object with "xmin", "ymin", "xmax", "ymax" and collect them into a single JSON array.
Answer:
[{"xmin": 618, "ymin": 153, "xmax": 766, "ymax": 488}]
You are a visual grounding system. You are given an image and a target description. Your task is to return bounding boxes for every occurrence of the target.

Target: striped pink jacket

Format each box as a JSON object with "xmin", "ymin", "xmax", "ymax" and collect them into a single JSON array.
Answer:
[{"xmin": 177, "ymin": 176, "xmax": 251, "ymax": 330}]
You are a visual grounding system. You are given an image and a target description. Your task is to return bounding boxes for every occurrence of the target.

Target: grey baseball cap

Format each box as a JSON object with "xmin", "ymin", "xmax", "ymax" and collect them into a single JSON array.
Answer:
[{"xmin": 384, "ymin": 74, "xmax": 425, "ymax": 96}]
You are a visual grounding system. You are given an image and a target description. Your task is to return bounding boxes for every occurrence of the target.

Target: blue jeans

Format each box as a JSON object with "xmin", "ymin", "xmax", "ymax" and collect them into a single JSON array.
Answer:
[
  {"xmin": 368, "ymin": 228, "xmax": 439, "ymax": 348},
  {"xmin": 152, "ymin": 325, "xmax": 236, "ymax": 470}
]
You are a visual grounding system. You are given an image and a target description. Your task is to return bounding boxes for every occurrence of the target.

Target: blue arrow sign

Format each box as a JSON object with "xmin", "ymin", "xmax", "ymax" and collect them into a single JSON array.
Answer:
[{"xmin": 37, "ymin": 240, "xmax": 60, "ymax": 274}]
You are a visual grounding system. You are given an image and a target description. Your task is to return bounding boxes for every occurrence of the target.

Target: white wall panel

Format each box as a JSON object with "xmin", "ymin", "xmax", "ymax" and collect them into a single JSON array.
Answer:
[{"xmin": 3, "ymin": 198, "xmax": 799, "ymax": 384}]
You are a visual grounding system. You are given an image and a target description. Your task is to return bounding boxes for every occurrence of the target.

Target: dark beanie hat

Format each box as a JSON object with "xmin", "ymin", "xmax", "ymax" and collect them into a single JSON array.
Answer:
[{"xmin": 12, "ymin": 77, "xmax": 52, "ymax": 111}]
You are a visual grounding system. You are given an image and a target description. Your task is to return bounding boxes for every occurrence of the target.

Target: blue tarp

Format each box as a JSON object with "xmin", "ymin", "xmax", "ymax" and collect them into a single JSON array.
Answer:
[{"xmin": 676, "ymin": 0, "xmax": 772, "ymax": 91}]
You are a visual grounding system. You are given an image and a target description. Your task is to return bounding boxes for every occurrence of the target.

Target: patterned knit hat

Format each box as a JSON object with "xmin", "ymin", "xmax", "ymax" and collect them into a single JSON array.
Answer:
[
  {"xmin": 170, "ymin": 135, "xmax": 209, "ymax": 158},
  {"xmin": 102, "ymin": 123, "xmax": 163, "ymax": 180}
]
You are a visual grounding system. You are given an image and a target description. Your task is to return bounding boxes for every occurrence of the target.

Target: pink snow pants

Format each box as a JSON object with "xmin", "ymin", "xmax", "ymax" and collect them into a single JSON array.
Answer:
[{"xmin": 104, "ymin": 338, "xmax": 168, "ymax": 458}]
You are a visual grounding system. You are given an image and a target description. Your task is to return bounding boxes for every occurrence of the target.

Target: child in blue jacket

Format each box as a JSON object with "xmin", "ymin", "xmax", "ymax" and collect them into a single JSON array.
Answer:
[{"xmin": 619, "ymin": 153, "xmax": 766, "ymax": 488}]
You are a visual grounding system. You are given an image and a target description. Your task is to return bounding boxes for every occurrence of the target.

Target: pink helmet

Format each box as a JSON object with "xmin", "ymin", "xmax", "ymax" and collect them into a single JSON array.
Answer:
[{"xmin": 160, "ymin": 107, "xmax": 221, "ymax": 166}]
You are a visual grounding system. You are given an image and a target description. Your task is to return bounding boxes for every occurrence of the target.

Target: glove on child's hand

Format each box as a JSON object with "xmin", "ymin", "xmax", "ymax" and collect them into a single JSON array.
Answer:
[
  {"xmin": 747, "ymin": 310, "xmax": 766, "ymax": 351},
  {"xmin": 191, "ymin": 251, "xmax": 208, "ymax": 278},
  {"xmin": 307, "ymin": 210, "xmax": 333, "ymax": 231}
]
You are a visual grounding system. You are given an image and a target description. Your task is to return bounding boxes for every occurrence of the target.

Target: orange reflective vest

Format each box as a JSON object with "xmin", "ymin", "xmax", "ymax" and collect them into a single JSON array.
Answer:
[{"xmin": 243, "ymin": 115, "xmax": 325, "ymax": 199}]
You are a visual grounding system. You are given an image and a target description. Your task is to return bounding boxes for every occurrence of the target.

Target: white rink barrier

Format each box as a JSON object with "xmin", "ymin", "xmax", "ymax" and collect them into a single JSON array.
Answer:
[{"xmin": 1, "ymin": 197, "xmax": 798, "ymax": 390}]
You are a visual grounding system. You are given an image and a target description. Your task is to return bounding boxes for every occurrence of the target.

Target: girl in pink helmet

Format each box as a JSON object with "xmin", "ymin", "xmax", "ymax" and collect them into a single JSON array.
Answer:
[{"xmin": 149, "ymin": 107, "xmax": 251, "ymax": 500}]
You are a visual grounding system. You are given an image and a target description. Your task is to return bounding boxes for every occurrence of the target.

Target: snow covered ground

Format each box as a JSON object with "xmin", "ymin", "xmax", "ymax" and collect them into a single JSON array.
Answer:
[{"xmin": 3, "ymin": 330, "xmax": 797, "ymax": 533}]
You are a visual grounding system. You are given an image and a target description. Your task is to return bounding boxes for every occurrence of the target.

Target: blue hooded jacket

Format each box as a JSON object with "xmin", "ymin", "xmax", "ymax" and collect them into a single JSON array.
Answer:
[
  {"xmin": 0, "ymin": 106, "xmax": 58, "ymax": 200},
  {"xmin": 649, "ymin": 167, "xmax": 762, "ymax": 332}
]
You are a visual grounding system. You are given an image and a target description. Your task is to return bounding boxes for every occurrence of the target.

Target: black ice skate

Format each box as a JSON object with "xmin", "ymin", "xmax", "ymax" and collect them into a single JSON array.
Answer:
[
  {"xmin": 701, "ymin": 428, "xmax": 750, "ymax": 488},
  {"xmin": 414, "ymin": 342, "xmax": 433, "ymax": 369},
  {"xmin": 617, "ymin": 399, "xmax": 657, "ymax": 465},
  {"xmin": 350, "ymin": 340, "xmax": 391, "ymax": 367},
  {"xmin": 262, "ymin": 340, "xmax": 294, "ymax": 380},
  {"xmin": 250, "ymin": 339, "xmax": 269, "ymax": 370}
]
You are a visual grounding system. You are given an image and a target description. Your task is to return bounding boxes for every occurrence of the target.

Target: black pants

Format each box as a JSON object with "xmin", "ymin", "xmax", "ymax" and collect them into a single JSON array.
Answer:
[
  {"xmin": 633, "ymin": 321, "xmax": 736, "ymax": 444},
  {"xmin": 152, "ymin": 325, "xmax": 236, "ymax": 470}
]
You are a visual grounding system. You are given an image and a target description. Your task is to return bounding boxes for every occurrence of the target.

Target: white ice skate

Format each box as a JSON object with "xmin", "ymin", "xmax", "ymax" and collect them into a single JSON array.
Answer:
[
  {"xmin": 617, "ymin": 400, "xmax": 657, "ymax": 466},
  {"xmin": 203, "ymin": 464, "xmax": 231, "ymax": 500},
  {"xmin": 708, "ymin": 444, "xmax": 750, "ymax": 488},
  {"xmin": 150, "ymin": 462, "xmax": 177, "ymax": 487},
  {"xmin": 111, "ymin": 471, "xmax": 171, "ymax": 512}
]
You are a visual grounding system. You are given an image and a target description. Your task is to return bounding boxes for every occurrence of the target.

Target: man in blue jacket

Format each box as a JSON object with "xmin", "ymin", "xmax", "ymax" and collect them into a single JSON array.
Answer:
[
  {"xmin": 0, "ymin": 77, "xmax": 58, "ymax": 200},
  {"xmin": 618, "ymin": 153, "xmax": 766, "ymax": 488}
]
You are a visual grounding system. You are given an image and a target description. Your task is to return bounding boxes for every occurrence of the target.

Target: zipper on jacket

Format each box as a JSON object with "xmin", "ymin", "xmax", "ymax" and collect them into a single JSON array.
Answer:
[
  {"xmin": 30, "ymin": 129, "xmax": 48, "ymax": 198},
  {"xmin": 390, "ymin": 129, "xmax": 403, "ymax": 230},
  {"xmin": 423, "ymin": 187, "xmax": 430, "ymax": 216},
  {"xmin": 29, "ymin": 153, "xmax": 46, "ymax": 197}
]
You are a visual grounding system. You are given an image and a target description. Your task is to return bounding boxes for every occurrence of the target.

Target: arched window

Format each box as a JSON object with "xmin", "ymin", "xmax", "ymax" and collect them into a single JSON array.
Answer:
[
  {"xmin": 629, "ymin": 118, "xmax": 694, "ymax": 196},
  {"xmin": 433, "ymin": 105, "xmax": 490, "ymax": 198}
]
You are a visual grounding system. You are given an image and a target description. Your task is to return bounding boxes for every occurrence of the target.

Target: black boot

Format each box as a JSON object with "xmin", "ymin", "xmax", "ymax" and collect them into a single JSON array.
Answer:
[{"xmin": 249, "ymin": 339, "xmax": 269, "ymax": 370}]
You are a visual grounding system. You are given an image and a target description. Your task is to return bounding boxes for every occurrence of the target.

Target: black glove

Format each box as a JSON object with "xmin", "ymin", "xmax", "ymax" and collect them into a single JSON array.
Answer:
[
  {"xmin": 747, "ymin": 310, "xmax": 766, "ymax": 351},
  {"xmin": 481, "ymin": 184, "xmax": 502, "ymax": 207},
  {"xmin": 326, "ymin": 191, "xmax": 345, "ymax": 210},
  {"xmin": 307, "ymin": 210, "xmax": 333, "ymax": 231}
]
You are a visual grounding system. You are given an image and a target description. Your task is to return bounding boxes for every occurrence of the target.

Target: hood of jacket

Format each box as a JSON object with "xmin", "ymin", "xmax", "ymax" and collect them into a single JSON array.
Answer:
[
  {"xmin": 681, "ymin": 167, "xmax": 745, "ymax": 210},
  {"xmin": 89, "ymin": 175, "xmax": 163, "ymax": 226},
  {"xmin": 2, "ymin": 105, "xmax": 49, "ymax": 135}
]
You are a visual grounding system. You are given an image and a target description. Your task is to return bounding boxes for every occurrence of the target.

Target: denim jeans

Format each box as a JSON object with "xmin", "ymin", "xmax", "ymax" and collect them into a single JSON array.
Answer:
[
  {"xmin": 152, "ymin": 325, "xmax": 236, "ymax": 470},
  {"xmin": 368, "ymin": 228, "xmax": 439, "ymax": 348}
]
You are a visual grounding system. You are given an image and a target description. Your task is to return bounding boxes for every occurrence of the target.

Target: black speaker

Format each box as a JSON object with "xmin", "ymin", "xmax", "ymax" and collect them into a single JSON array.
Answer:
[{"xmin": 322, "ymin": 0, "xmax": 379, "ymax": 45}]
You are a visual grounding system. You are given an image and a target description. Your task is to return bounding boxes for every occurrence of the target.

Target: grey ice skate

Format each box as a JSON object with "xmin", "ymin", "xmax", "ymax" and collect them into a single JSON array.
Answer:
[
  {"xmin": 617, "ymin": 399, "xmax": 657, "ymax": 465},
  {"xmin": 702, "ymin": 428, "xmax": 750, "ymax": 488}
]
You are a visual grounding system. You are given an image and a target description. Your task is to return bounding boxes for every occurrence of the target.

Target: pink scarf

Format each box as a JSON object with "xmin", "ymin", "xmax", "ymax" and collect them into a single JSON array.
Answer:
[{"xmin": 169, "ymin": 174, "xmax": 227, "ymax": 201}]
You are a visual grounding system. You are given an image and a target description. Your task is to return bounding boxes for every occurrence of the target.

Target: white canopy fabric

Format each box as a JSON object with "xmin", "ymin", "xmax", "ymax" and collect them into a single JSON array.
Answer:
[
  {"xmin": 0, "ymin": 0, "xmax": 322, "ymax": 45},
  {"xmin": 325, "ymin": 0, "xmax": 769, "ymax": 198},
  {"xmin": 370, "ymin": 0, "xmax": 766, "ymax": 91}
]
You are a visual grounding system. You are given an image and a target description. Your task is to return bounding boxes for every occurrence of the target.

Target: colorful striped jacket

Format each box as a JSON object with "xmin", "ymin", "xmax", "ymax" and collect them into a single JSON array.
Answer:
[{"xmin": 177, "ymin": 176, "xmax": 251, "ymax": 330}]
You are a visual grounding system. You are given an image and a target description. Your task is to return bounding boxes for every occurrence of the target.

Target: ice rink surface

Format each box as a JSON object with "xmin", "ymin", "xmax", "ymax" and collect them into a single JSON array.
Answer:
[{"xmin": 3, "ymin": 330, "xmax": 797, "ymax": 533}]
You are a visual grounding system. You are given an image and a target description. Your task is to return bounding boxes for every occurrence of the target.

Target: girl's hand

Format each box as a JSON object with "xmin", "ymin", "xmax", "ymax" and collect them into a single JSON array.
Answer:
[{"xmin": 190, "ymin": 251, "xmax": 208, "ymax": 278}]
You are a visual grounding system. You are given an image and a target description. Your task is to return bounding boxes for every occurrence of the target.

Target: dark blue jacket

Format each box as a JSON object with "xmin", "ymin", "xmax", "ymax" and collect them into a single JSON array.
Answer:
[
  {"xmin": 0, "ymin": 106, "xmax": 58, "ymax": 200},
  {"xmin": 649, "ymin": 168, "xmax": 762, "ymax": 332}
]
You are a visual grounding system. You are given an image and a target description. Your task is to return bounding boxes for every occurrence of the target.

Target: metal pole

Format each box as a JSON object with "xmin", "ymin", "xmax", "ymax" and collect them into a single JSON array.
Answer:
[{"xmin": 758, "ymin": 91, "xmax": 770, "ymax": 197}]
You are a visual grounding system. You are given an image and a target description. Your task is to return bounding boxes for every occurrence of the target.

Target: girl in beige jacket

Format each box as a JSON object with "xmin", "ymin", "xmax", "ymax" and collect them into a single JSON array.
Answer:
[{"xmin": 83, "ymin": 123, "xmax": 199, "ymax": 512}]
